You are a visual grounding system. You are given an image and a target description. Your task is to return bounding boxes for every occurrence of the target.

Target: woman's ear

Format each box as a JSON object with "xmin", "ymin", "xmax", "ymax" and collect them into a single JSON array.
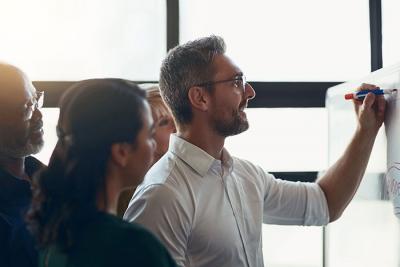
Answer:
[
  {"xmin": 110, "ymin": 143, "xmax": 131, "ymax": 167},
  {"xmin": 188, "ymin": 86, "xmax": 210, "ymax": 112}
]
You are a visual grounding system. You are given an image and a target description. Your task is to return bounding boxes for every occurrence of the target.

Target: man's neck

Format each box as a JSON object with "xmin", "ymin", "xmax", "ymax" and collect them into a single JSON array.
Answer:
[
  {"xmin": 0, "ymin": 155, "xmax": 28, "ymax": 180},
  {"xmin": 178, "ymin": 126, "xmax": 225, "ymax": 160}
]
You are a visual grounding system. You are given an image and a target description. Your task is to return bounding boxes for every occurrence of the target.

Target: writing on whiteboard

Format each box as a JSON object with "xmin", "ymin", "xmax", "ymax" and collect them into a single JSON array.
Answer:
[{"xmin": 385, "ymin": 162, "xmax": 400, "ymax": 216}]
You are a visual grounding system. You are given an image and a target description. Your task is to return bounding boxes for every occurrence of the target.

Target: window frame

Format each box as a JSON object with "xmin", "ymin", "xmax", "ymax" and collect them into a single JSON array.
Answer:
[{"xmin": 34, "ymin": 0, "xmax": 383, "ymax": 184}]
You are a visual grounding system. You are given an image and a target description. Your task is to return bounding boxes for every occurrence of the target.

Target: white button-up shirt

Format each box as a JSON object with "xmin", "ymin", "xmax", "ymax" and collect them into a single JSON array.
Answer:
[{"xmin": 124, "ymin": 134, "xmax": 329, "ymax": 267}]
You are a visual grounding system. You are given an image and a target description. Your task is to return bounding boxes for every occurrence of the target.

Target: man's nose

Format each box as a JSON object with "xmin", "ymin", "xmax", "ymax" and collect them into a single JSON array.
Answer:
[
  {"xmin": 31, "ymin": 107, "xmax": 43, "ymax": 121},
  {"xmin": 245, "ymin": 83, "xmax": 256, "ymax": 100}
]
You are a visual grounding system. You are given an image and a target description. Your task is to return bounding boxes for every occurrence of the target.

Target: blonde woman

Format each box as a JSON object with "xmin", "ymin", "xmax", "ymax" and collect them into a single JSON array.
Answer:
[
  {"xmin": 117, "ymin": 84, "xmax": 176, "ymax": 217},
  {"xmin": 143, "ymin": 84, "xmax": 176, "ymax": 163}
]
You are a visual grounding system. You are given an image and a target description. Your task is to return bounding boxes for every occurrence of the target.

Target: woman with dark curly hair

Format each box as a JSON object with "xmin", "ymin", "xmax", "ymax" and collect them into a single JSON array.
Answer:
[{"xmin": 26, "ymin": 79, "xmax": 176, "ymax": 267}]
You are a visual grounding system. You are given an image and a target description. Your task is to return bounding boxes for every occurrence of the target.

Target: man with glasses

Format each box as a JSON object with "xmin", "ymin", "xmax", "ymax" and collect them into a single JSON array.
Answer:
[
  {"xmin": 0, "ymin": 62, "xmax": 44, "ymax": 267},
  {"xmin": 124, "ymin": 36, "xmax": 386, "ymax": 267}
]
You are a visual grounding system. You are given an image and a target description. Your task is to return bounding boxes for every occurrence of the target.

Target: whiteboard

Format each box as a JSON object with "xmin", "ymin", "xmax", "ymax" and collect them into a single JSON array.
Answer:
[
  {"xmin": 327, "ymin": 62, "xmax": 400, "ymax": 217},
  {"xmin": 385, "ymin": 78, "xmax": 400, "ymax": 218},
  {"xmin": 325, "ymin": 63, "xmax": 400, "ymax": 267}
]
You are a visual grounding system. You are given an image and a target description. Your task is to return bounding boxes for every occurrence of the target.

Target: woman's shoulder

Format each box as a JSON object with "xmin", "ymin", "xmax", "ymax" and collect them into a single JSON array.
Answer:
[
  {"xmin": 97, "ymin": 212, "xmax": 155, "ymax": 238},
  {"xmin": 96, "ymin": 213, "xmax": 177, "ymax": 266},
  {"xmin": 51, "ymin": 213, "xmax": 176, "ymax": 267}
]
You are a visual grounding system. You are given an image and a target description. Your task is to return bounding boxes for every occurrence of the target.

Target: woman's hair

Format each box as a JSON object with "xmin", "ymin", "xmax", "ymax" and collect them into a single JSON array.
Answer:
[
  {"xmin": 139, "ymin": 83, "xmax": 171, "ymax": 120},
  {"xmin": 27, "ymin": 79, "xmax": 146, "ymax": 250}
]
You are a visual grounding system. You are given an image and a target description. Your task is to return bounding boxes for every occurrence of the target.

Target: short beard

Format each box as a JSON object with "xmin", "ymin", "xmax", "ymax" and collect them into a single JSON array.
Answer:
[{"xmin": 212, "ymin": 110, "xmax": 249, "ymax": 137}]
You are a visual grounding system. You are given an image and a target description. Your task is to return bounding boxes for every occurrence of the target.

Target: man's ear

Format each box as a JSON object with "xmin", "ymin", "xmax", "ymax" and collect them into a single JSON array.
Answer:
[
  {"xmin": 187, "ymin": 86, "xmax": 210, "ymax": 111},
  {"xmin": 110, "ymin": 143, "xmax": 131, "ymax": 167}
]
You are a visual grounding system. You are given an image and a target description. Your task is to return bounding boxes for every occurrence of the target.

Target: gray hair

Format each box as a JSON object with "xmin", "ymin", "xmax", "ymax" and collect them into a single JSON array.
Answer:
[{"xmin": 159, "ymin": 35, "xmax": 226, "ymax": 125}]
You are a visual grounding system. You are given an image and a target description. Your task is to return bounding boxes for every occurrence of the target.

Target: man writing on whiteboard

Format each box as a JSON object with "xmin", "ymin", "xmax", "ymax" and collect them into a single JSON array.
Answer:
[{"xmin": 124, "ymin": 35, "xmax": 386, "ymax": 267}]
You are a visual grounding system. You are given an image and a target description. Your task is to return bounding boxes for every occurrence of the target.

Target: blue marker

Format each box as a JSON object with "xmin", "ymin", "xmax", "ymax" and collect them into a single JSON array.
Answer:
[{"xmin": 344, "ymin": 88, "xmax": 397, "ymax": 100}]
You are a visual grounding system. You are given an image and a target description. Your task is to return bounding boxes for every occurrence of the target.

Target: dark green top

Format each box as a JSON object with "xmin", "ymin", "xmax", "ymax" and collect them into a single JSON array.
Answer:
[{"xmin": 39, "ymin": 212, "xmax": 177, "ymax": 267}]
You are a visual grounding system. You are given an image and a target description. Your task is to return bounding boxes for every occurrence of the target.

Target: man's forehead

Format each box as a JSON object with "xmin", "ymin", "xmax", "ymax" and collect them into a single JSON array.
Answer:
[
  {"xmin": 0, "ymin": 65, "xmax": 36, "ymax": 103},
  {"xmin": 212, "ymin": 54, "xmax": 242, "ymax": 78}
]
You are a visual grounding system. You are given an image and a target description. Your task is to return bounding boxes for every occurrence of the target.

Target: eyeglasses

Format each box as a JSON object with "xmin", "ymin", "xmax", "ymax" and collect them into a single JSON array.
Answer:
[
  {"xmin": 195, "ymin": 75, "xmax": 247, "ymax": 92},
  {"xmin": 23, "ymin": 91, "xmax": 44, "ymax": 120}
]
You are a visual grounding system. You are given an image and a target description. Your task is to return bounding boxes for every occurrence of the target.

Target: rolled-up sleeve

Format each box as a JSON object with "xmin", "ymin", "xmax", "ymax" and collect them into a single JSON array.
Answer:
[{"xmin": 262, "ymin": 173, "xmax": 329, "ymax": 226}]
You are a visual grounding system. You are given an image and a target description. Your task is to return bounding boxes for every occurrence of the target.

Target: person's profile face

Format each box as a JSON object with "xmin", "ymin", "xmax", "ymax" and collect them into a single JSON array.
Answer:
[
  {"xmin": 0, "ymin": 69, "xmax": 44, "ymax": 157},
  {"xmin": 152, "ymin": 112, "xmax": 175, "ymax": 163},
  {"xmin": 206, "ymin": 54, "xmax": 255, "ymax": 137}
]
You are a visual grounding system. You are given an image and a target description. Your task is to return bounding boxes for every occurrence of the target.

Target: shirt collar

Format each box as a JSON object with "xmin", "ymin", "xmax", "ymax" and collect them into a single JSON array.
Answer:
[
  {"xmin": 221, "ymin": 148, "xmax": 234, "ymax": 174},
  {"xmin": 169, "ymin": 134, "xmax": 234, "ymax": 177}
]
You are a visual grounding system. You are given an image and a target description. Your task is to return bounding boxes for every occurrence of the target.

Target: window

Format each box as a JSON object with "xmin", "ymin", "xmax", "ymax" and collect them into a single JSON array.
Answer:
[
  {"xmin": 180, "ymin": 0, "xmax": 370, "ymax": 81},
  {"xmin": 0, "ymin": 0, "xmax": 166, "ymax": 81},
  {"xmin": 225, "ymin": 108, "xmax": 327, "ymax": 171},
  {"xmin": 382, "ymin": 0, "xmax": 400, "ymax": 67},
  {"xmin": 35, "ymin": 108, "xmax": 59, "ymax": 165}
]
